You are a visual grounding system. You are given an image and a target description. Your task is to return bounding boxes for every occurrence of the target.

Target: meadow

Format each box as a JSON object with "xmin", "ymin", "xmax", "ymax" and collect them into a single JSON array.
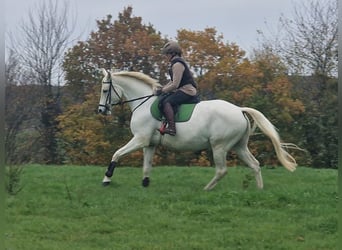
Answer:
[{"xmin": 5, "ymin": 165, "xmax": 337, "ymax": 250}]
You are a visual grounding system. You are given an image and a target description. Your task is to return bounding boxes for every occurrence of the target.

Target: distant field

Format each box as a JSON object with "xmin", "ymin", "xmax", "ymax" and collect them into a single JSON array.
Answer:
[{"xmin": 5, "ymin": 165, "xmax": 337, "ymax": 250}]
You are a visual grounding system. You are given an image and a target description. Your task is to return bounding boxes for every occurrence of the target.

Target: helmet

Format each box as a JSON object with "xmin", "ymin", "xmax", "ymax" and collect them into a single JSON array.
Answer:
[{"xmin": 162, "ymin": 41, "xmax": 182, "ymax": 56}]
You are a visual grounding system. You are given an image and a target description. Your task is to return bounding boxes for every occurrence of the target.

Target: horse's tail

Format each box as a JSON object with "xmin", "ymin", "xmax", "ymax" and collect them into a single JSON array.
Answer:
[{"xmin": 240, "ymin": 107, "xmax": 297, "ymax": 172}]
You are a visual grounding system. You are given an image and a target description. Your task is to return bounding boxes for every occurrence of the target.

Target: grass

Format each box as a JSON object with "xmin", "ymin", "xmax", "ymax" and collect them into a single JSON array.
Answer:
[{"xmin": 5, "ymin": 165, "xmax": 337, "ymax": 250}]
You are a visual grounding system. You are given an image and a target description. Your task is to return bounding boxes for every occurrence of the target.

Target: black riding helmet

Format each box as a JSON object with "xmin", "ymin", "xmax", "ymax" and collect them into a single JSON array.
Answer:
[{"xmin": 161, "ymin": 41, "xmax": 182, "ymax": 56}]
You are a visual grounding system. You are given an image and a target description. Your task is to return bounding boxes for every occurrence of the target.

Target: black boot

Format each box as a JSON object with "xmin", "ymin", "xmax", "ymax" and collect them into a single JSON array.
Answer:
[{"xmin": 163, "ymin": 103, "xmax": 176, "ymax": 136}]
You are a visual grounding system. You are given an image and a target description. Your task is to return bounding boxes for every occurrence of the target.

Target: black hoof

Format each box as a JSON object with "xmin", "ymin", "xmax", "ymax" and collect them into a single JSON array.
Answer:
[
  {"xmin": 142, "ymin": 177, "xmax": 150, "ymax": 187},
  {"xmin": 102, "ymin": 181, "xmax": 111, "ymax": 187}
]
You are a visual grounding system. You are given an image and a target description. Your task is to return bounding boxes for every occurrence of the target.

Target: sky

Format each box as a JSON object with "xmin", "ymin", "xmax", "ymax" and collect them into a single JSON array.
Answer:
[{"xmin": 5, "ymin": 0, "xmax": 301, "ymax": 55}]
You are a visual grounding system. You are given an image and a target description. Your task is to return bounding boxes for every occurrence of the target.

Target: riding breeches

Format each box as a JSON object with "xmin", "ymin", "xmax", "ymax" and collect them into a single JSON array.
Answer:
[{"xmin": 161, "ymin": 90, "xmax": 198, "ymax": 107}]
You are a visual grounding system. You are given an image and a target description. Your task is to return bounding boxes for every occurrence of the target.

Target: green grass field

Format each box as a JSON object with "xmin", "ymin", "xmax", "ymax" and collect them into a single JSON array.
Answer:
[{"xmin": 5, "ymin": 165, "xmax": 337, "ymax": 250}]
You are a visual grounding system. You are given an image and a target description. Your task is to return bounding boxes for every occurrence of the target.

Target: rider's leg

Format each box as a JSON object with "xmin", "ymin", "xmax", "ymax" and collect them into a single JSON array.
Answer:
[
  {"xmin": 163, "ymin": 102, "xmax": 176, "ymax": 136},
  {"xmin": 160, "ymin": 90, "xmax": 195, "ymax": 136}
]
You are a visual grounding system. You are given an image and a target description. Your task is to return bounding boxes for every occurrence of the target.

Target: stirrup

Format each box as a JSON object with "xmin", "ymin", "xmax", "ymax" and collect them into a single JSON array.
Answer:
[{"xmin": 164, "ymin": 128, "xmax": 176, "ymax": 136}]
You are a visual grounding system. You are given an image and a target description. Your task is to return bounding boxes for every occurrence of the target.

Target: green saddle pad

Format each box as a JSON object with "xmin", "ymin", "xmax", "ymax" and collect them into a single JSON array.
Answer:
[{"xmin": 150, "ymin": 98, "xmax": 197, "ymax": 122}]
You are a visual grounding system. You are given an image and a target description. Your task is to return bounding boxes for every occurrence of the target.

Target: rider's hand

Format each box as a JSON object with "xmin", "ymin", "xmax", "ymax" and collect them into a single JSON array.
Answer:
[{"xmin": 154, "ymin": 87, "xmax": 163, "ymax": 96}]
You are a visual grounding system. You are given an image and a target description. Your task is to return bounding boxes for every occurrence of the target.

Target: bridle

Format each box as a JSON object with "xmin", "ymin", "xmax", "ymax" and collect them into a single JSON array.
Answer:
[{"xmin": 99, "ymin": 78, "xmax": 154, "ymax": 113}]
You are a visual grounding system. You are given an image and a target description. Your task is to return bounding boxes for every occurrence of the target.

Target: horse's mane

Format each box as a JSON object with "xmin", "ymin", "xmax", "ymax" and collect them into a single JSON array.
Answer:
[{"xmin": 113, "ymin": 71, "xmax": 161, "ymax": 88}]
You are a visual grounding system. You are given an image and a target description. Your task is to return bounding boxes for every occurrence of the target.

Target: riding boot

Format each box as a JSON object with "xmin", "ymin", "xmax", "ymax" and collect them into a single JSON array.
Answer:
[{"xmin": 163, "ymin": 103, "xmax": 176, "ymax": 136}]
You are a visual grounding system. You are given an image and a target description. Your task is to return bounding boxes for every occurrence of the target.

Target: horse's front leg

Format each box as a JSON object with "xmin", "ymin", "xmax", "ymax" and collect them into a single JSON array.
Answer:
[
  {"xmin": 102, "ymin": 136, "xmax": 148, "ymax": 186},
  {"xmin": 142, "ymin": 146, "xmax": 156, "ymax": 187}
]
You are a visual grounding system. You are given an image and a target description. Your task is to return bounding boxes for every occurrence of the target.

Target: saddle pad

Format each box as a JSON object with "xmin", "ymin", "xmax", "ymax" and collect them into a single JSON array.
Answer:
[{"xmin": 150, "ymin": 98, "xmax": 197, "ymax": 122}]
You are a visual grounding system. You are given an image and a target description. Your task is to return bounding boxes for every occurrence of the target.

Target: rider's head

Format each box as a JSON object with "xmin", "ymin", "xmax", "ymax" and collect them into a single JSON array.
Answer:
[{"xmin": 162, "ymin": 41, "xmax": 182, "ymax": 58}]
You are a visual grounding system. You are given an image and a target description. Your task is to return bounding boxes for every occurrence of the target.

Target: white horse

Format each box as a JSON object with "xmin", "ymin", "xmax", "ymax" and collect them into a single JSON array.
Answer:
[{"xmin": 98, "ymin": 69, "xmax": 298, "ymax": 190}]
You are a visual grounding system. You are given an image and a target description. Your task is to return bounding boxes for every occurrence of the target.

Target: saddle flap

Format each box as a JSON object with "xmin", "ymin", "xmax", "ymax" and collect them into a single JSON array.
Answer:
[{"xmin": 150, "ymin": 98, "xmax": 197, "ymax": 122}]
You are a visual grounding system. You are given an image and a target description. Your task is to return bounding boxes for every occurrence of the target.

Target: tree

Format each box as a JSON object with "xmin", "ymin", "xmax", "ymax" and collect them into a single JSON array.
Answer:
[
  {"xmin": 174, "ymin": 28, "xmax": 304, "ymax": 166},
  {"xmin": 5, "ymin": 51, "xmax": 29, "ymax": 164},
  {"xmin": 177, "ymin": 28, "xmax": 231, "ymax": 77},
  {"xmin": 176, "ymin": 28, "xmax": 246, "ymax": 100},
  {"xmin": 60, "ymin": 6, "xmax": 167, "ymax": 165},
  {"xmin": 5, "ymin": 84, "xmax": 43, "ymax": 164},
  {"xmin": 262, "ymin": 0, "xmax": 338, "ymax": 77},
  {"xmin": 9, "ymin": 0, "xmax": 75, "ymax": 164},
  {"xmin": 57, "ymin": 87, "xmax": 120, "ymax": 165},
  {"xmin": 257, "ymin": 0, "xmax": 338, "ymax": 168},
  {"xmin": 63, "ymin": 6, "xmax": 167, "ymax": 104},
  {"xmin": 289, "ymin": 75, "xmax": 337, "ymax": 168},
  {"xmin": 202, "ymin": 47, "xmax": 305, "ymax": 166}
]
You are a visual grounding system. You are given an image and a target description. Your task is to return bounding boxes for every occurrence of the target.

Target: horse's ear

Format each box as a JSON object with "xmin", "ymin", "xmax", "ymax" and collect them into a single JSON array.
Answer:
[{"xmin": 100, "ymin": 68, "xmax": 108, "ymax": 77}]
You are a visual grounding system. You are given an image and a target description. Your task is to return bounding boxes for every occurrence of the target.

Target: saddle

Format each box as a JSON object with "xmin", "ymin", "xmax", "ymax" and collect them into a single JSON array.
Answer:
[{"xmin": 150, "ymin": 95, "xmax": 200, "ymax": 122}]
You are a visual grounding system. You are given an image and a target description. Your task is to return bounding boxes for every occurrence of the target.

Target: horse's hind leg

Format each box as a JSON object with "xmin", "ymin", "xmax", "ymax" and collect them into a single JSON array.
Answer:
[
  {"xmin": 235, "ymin": 146, "xmax": 263, "ymax": 189},
  {"xmin": 204, "ymin": 147, "xmax": 228, "ymax": 191}
]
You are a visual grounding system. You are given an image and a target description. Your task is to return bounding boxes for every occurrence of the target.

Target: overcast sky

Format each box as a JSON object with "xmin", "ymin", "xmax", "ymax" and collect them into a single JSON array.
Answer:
[{"xmin": 5, "ymin": 0, "xmax": 303, "ymax": 55}]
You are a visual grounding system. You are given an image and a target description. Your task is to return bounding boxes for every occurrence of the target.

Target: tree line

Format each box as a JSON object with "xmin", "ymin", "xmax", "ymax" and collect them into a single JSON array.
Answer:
[{"xmin": 5, "ymin": 1, "xmax": 337, "ymax": 169}]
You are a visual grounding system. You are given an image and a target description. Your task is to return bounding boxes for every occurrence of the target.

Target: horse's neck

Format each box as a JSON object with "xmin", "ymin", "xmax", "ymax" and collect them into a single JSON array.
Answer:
[
  {"xmin": 115, "ymin": 76, "xmax": 153, "ymax": 110},
  {"xmin": 117, "ymin": 78, "xmax": 152, "ymax": 98}
]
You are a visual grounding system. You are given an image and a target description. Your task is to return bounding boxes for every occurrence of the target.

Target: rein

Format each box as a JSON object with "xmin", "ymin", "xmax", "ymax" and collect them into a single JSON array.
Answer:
[{"xmin": 100, "ymin": 79, "xmax": 154, "ymax": 113}]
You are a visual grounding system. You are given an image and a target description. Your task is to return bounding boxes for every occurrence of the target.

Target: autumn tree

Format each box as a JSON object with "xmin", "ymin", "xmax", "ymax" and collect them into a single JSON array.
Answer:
[
  {"xmin": 175, "ymin": 28, "xmax": 304, "ymax": 166},
  {"xmin": 57, "ymin": 88, "xmax": 120, "ymax": 165},
  {"xmin": 176, "ymin": 28, "xmax": 246, "ymax": 100},
  {"xmin": 177, "ymin": 28, "xmax": 229, "ymax": 77},
  {"xmin": 179, "ymin": 28, "xmax": 304, "ymax": 123},
  {"xmin": 63, "ymin": 6, "xmax": 167, "ymax": 104},
  {"xmin": 206, "ymin": 48, "xmax": 304, "ymax": 166},
  {"xmin": 60, "ymin": 6, "xmax": 167, "ymax": 165}
]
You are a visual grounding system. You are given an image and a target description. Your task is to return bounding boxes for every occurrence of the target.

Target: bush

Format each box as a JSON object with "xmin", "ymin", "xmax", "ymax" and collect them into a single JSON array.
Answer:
[{"xmin": 6, "ymin": 165, "xmax": 24, "ymax": 195}]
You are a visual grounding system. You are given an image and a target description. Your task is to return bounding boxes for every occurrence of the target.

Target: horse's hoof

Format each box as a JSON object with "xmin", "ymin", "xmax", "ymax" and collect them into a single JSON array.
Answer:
[
  {"xmin": 102, "ymin": 181, "xmax": 111, "ymax": 187},
  {"xmin": 142, "ymin": 177, "xmax": 150, "ymax": 187}
]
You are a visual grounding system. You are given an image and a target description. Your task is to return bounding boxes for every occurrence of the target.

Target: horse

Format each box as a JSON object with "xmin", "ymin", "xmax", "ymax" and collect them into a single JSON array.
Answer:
[{"xmin": 97, "ymin": 68, "xmax": 298, "ymax": 190}]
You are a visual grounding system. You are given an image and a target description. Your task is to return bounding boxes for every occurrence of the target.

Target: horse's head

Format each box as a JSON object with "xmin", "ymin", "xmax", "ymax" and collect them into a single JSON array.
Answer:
[{"xmin": 98, "ymin": 68, "xmax": 123, "ymax": 115}]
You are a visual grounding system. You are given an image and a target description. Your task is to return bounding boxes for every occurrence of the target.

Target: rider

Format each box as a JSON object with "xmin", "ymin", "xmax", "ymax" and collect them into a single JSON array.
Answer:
[{"xmin": 154, "ymin": 41, "xmax": 199, "ymax": 136}]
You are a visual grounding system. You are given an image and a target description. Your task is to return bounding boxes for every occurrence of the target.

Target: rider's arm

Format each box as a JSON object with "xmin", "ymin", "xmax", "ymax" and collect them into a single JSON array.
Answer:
[{"xmin": 162, "ymin": 62, "xmax": 185, "ymax": 93}]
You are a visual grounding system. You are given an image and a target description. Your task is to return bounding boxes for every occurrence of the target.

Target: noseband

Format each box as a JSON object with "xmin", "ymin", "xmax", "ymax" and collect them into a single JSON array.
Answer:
[
  {"xmin": 99, "ymin": 78, "xmax": 154, "ymax": 113},
  {"xmin": 99, "ymin": 79, "xmax": 123, "ymax": 113}
]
